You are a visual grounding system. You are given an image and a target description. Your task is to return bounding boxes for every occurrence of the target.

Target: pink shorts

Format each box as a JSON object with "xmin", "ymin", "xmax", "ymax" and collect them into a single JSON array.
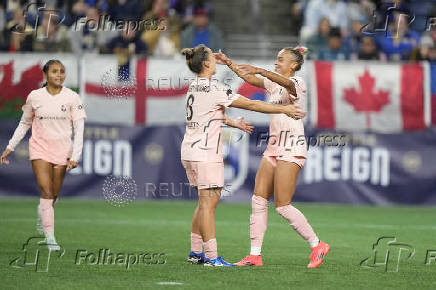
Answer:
[
  {"xmin": 181, "ymin": 161, "xmax": 224, "ymax": 189},
  {"xmin": 264, "ymin": 155, "xmax": 306, "ymax": 168}
]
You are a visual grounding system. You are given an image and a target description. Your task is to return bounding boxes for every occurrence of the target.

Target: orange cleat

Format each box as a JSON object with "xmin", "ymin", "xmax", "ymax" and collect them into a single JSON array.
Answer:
[
  {"xmin": 307, "ymin": 241, "xmax": 330, "ymax": 268},
  {"xmin": 235, "ymin": 255, "xmax": 264, "ymax": 266}
]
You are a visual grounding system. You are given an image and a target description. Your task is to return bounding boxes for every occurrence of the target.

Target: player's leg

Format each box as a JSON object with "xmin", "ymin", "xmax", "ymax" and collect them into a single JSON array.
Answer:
[
  {"xmin": 31, "ymin": 159, "xmax": 60, "ymax": 250},
  {"xmin": 188, "ymin": 189, "xmax": 205, "ymax": 263},
  {"xmin": 273, "ymin": 157, "xmax": 329, "ymax": 268},
  {"xmin": 191, "ymin": 202, "xmax": 202, "ymax": 251},
  {"xmin": 52, "ymin": 164, "xmax": 67, "ymax": 207},
  {"xmin": 236, "ymin": 156, "xmax": 275, "ymax": 266},
  {"xmin": 182, "ymin": 161, "xmax": 206, "ymax": 263},
  {"xmin": 197, "ymin": 187, "xmax": 233, "ymax": 266},
  {"xmin": 198, "ymin": 187, "xmax": 221, "ymax": 258}
]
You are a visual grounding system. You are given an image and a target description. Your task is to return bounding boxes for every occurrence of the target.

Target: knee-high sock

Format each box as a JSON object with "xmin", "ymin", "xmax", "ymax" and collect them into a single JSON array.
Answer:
[
  {"xmin": 250, "ymin": 195, "xmax": 268, "ymax": 255},
  {"xmin": 191, "ymin": 232, "xmax": 203, "ymax": 253},
  {"xmin": 203, "ymin": 238, "xmax": 217, "ymax": 260},
  {"xmin": 39, "ymin": 198, "xmax": 54, "ymax": 235},
  {"xmin": 276, "ymin": 204, "xmax": 319, "ymax": 247}
]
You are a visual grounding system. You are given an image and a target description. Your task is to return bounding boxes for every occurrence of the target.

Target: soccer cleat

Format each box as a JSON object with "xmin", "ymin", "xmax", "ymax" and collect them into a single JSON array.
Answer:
[
  {"xmin": 36, "ymin": 205, "xmax": 44, "ymax": 235},
  {"xmin": 235, "ymin": 255, "xmax": 264, "ymax": 266},
  {"xmin": 307, "ymin": 241, "xmax": 330, "ymax": 268},
  {"xmin": 39, "ymin": 234, "xmax": 61, "ymax": 251},
  {"xmin": 203, "ymin": 256, "xmax": 235, "ymax": 267},
  {"xmin": 187, "ymin": 251, "xmax": 205, "ymax": 264}
]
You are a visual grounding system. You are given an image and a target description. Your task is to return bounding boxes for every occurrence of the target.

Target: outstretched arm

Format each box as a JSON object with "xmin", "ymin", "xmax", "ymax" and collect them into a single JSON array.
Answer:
[
  {"xmin": 238, "ymin": 64, "xmax": 296, "ymax": 97},
  {"xmin": 229, "ymin": 95, "xmax": 306, "ymax": 119},
  {"xmin": 215, "ymin": 50, "xmax": 265, "ymax": 89}
]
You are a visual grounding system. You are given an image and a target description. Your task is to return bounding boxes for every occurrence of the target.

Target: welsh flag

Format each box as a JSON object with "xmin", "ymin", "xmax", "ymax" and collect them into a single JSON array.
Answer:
[
  {"xmin": 0, "ymin": 54, "xmax": 78, "ymax": 119},
  {"xmin": 311, "ymin": 61, "xmax": 431, "ymax": 132}
]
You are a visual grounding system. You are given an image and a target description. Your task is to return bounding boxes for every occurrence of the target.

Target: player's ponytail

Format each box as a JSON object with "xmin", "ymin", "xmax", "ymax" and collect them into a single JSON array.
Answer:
[
  {"xmin": 42, "ymin": 59, "xmax": 64, "ymax": 87},
  {"xmin": 283, "ymin": 46, "xmax": 308, "ymax": 71},
  {"xmin": 181, "ymin": 48, "xmax": 195, "ymax": 59},
  {"xmin": 181, "ymin": 44, "xmax": 209, "ymax": 74},
  {"xmin": 294, "ymin": 46, "xmax": 308, "ymax": 56}
]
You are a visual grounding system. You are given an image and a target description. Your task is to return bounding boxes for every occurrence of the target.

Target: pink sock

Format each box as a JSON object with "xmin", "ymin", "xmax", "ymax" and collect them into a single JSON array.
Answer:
[
  {"xmin": 276, "ymin": 204, "xmax": 318, "ymax": 246},
  {"xmin": 39, "ymin": 198, "xmax": 54, "ymax": 235},
  {"xmin": 191, "ymin": 232, "xmax": 203, "ymax": 253},
  {"xmin": 53, "ymin": 197, "xmax": 59, "ymax": 207},
  {"xmin": 250, "ymin": 195, "xmax": 268, "ymax": 250},
  {"xmin": 203, "ymin": 238, "xmax": 217, "ymax": 260}
]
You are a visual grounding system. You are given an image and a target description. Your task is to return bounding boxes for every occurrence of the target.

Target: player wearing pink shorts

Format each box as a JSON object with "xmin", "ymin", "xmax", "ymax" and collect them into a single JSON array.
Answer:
[
  {"xmin": 216, "ymin": 47, "xmax": 330, "ymax": 268},
  {"xmin": 181, "ymin": 44, "xmax": 306, "ymax": 267},
  {"xmin": 0, "ymin": 60, "xmax": 86, "ymax": 250}
]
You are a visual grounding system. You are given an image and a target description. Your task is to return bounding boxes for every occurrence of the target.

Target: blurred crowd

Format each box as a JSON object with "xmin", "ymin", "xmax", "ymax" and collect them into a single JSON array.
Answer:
[
  {"xmin": 294, "ymin": 0, "xmax": 436, "ymax": 61},
  {"xmin": 1, "ymin": 0, "xmax": 436, "ymax": 62},
  {"xmin": 0, "ymin": 0, "xmax": 223, "ymax": 57}
]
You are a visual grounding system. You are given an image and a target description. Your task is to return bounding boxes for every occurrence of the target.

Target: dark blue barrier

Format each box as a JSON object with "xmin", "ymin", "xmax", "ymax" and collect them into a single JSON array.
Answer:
[{"xmin": 1, "ymin": 120, "xmax": 435, "ymax": 204}]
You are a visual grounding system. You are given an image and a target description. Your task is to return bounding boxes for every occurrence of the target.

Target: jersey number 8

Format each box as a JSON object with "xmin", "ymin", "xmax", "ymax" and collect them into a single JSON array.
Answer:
[{"xmin": 186, "ymin": 94, "xmax": 194, "ymax": 121}]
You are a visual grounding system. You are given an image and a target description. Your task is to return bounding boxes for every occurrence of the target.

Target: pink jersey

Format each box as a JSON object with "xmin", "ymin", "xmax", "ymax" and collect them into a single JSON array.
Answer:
[
  {"xmin": 181, "ymin": 77, "xmax": 238, "ymax": 162},
  {"xmin": 263, "ymin": 76, "xmax": 307, "ymax": 158},
  {"xmin": 21, "ymin": 87, "xmax": 86, "ymax": 165}
]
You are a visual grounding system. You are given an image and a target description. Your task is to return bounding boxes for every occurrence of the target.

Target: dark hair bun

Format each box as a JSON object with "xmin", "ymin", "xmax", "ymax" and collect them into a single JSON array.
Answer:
[{"xmin": 181, "ymin": 48, "xmax": 195, "ymax": 59}]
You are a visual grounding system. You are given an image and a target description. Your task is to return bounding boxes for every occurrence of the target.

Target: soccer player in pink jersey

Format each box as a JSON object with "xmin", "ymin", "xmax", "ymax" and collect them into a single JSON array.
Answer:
[
  {"xmin": 215, "ymin": 47, "xmax": 330, "ymax": 268},
  {"xmin": 180, "ymin": 44, "xmax": 306, "ymax": 267},
  {"xmin": 0, "ymin": 60, "xmax": 86, "ymax": 250}
]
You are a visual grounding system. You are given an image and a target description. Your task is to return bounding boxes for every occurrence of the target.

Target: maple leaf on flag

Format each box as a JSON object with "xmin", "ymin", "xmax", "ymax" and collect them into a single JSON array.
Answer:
[{"xmin": 343, "ymin": 69, "xmax": 390, "ymax": 128}]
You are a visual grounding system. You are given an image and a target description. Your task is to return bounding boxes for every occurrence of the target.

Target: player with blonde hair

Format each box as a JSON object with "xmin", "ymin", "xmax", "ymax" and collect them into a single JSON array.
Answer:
[{"xmin": 216, "ymin": 47, "xmax": 330, "ymax": 268}]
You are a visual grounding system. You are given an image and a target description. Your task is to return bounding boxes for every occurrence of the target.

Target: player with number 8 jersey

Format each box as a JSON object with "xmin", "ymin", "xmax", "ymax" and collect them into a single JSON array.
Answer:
[{"xmin": 180, "ymin": 45, "xmax": 307, "ymax": 267}]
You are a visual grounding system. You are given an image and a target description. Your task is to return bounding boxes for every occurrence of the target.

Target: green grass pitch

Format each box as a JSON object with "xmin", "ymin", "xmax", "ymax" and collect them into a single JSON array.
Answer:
[{"xmin": 1, "ymin": 198, "xmax": 435, "ymax": 289}]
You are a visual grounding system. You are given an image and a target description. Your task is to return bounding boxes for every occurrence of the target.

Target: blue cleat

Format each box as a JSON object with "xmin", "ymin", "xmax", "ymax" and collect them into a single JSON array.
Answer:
[
  {"xmin": 187, "ymin": 251, "xmax": 205, "ymax": 264},
  {"xmin": 203, "ymin": 256, "xmax": 235, "ymax": 267}
]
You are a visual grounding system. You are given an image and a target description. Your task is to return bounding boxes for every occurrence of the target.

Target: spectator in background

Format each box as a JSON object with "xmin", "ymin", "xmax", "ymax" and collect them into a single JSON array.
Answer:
[
  {"xmin": 180, "ymin": 4, "xmax": 223, "ymax": 52},
  {"xmin": 376, "ymin": 12, "xmax": 420, "ymax": 61},
  {"xmin": 411, "ymin": 34, "xmax": 436, "ymax": 62},
  {"xmin": 5, "ymin": 8, "xmax": 34, "ymax": 52},
  {"xmin": 107, "ymin": 0, "xmax": 143, "ymax": 21},
  {"xmin": 69, "ymin": 7, "xmax": 117, "ymax": 54},
  {"xmin": 300, "ymin": 0, "xmax": 348, "ymax": 42},
  {"xmin": 33, "ymin": 11, "xmax": 72, "ymax": 52},
  {"xmin": 318, "ymin": 28, "xmax": 349, "ymax": 60},
  {"xmin": 344, "ymin": 19, "xmax": 364, "ymax": 56},
  {"xmin": 105, "ymin": 22, "xmax": 148, "ymax": 55},
  {"xmin": 0, "ymin": 4, "xmax": 5, "ymax": 50},
  {"xmin": 305, "ymin": 17, "xmax": 330, "ymax": 59},
  {"xmin": 142, "ymin": 0, "xmax": 181, "ymax": 57},
  {"xmin": 290, "ymin": 0, "xmax": 309, "ymax": 36},
  {"xmin": 347, "ymin": 0, "xmax": 374, "ymax": 27},
  {"xmin": 356, "ymin": 36, "xmax": 383, "ymax": 60},
  {"xmin": 71, "ymin": 0, "xmax": 90, "ymax": 18},
  {"xmin": 180, "ymin": 1, "xmax": 213, "ymax": 29}
]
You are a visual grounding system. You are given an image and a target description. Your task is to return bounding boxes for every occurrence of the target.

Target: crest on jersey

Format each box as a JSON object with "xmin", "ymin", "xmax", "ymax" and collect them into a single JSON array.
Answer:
[{"xmin": 61, "ymin": 104, "xmax": 66, "ymax": 112}]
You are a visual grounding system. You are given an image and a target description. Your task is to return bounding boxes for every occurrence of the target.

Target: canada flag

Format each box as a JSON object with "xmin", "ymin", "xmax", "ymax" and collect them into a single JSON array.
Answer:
[{"xmin": 311, "ymin": 61, "xmax": 431, "ymax": 132}]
